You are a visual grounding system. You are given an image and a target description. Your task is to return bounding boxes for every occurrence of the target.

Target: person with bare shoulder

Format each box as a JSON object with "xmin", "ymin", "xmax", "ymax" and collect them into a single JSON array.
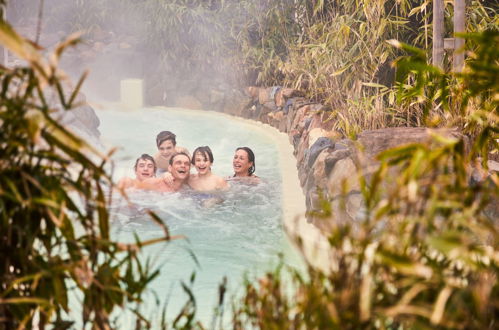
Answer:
[
  {"xmin": 139, "ymin": 152, "xmax": 191, "ymax": 192},
  {"xmin": 188, "ymin": 146, "xmax": 229, "ymax": 191},
  {"xmin": 153, "ymin": 131, "xmax": 189, "ymax": 174},
  {"xmin": 117, "ymin": 154, "xmax": 156, "ymax": 189},
  {"xmin": 163, "ymin": 146, "xmax": 228, "ymax": 206},
  {"xmin": 227, "ymin": 147, "xmax": 260, "ymax": 184}
]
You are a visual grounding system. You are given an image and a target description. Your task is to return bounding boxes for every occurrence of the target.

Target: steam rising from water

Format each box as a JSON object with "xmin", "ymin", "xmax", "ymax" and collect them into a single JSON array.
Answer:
[
  {"xmin": 8, "ymin": 0, "xmax": 247, "ymax": 105},
  {"xmin": 97, "ymin": 107, "xmax": 302, "ymax": 324}
]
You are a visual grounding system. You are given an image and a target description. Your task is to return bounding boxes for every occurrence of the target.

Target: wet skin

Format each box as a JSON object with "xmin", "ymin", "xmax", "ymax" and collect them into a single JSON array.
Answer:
[
  {"xmin": 189, "ymin": 151, "xmax": 228, "ymax": 191},
  {"xmin": 169, "ymin": 154, "xmax": 191, "ymax": 181},
  {"xmin": 158, "ymin": 140, "xmax": 175, "ymax": 160},
  {"xmin": 117, "ymin": 158, "xmax": 155, "ymax": 189},
  {"xmin": 138, "ymin": 154, "xmax": 191, "ymax": 192},
  {"xmin": 135, "ymin": 158, "xmax": 155, "ymax": 181},
  {"xmin": 155, "ymin": 141, "xmax": 189, "ymax": 172},
  {"xmin": 193, "ymin": 152, "xmax": 211, "ymax": 175},
  {"xmin": 232, "ymin": 149, "xmax": 253, "ymax": 177}
]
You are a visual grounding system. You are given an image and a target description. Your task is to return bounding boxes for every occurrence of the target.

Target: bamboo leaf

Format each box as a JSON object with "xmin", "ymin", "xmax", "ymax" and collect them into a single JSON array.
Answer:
[
  {"xmin": 0, "ymin": 297, "xmax": 51, "ymax": 306},
  {"xmin": 377, "ymin": 250, "xmax": 433, "ymax": 278},
  {"xmin": 430, "ymin": 286, "xmax": 453, "ymax": 325},
  {"xmin": 0, "ymin": 20, "xmax": 41, "ymax": 63}
]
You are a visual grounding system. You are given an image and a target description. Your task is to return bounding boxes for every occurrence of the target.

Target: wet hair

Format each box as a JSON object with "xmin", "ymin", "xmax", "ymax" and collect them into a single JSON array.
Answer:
[
  {"xmin": 235, "ymin": 147, "xmax": 256, "ymax": 176},
  {"xmin": 191, "ymin": 146, "xmax": 214, "ymax": 165},
  {"xmin": 134, "ymin": 154, "xmax": 157, "ymax": 173},
  {"xmin": 156, "ymin": 131, "xmax": 177, "ymax": 148},
  {"xmin": 169, "ymin": 151, "xmax": 191, "ymax": 166}
]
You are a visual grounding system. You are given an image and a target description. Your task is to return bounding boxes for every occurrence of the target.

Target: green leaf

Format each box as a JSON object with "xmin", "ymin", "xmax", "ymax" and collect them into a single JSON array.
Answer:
[
  {"xmin": 0, "ymin": 20, "xmax": 41, "ymax": 63},
  {"xmin": 427, "ymin": 231, "xmax": 466, "ymax": 254},
  {"xmin": 377, "ymin": 250, "xmax": 433, "ymax": 278}
]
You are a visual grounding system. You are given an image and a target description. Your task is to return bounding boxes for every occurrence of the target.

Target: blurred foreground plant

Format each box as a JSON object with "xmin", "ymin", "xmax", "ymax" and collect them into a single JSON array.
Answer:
[
  {"xmin": 0, "ymin": 18, "xmax": 175, "ymax": 329},
  {"xmin": 229, "ymin": 30, "xmax": 498, "ymax": 329}
]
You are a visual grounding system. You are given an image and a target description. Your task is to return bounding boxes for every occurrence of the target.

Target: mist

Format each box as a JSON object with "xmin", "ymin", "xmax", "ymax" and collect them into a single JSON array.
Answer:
[{"xmin": 7, "ymin": 0, "xmax": 251, "ymax": 107}]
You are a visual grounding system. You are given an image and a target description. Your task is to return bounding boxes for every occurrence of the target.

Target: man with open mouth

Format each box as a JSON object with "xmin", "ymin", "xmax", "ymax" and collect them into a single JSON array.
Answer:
[
  {"xmin": 139, "ymin": 152, "xmax": 191, "ymax": 192},
  {"xmin": 117, "ymin": 154, "xmax": 157, "ymax": 189}
]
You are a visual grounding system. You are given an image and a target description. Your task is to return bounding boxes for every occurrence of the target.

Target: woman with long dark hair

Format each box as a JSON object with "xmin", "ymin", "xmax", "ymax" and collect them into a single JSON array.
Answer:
[{"xmin": 228, "ymin": 147, "xmax": 260, "ymax": 183}]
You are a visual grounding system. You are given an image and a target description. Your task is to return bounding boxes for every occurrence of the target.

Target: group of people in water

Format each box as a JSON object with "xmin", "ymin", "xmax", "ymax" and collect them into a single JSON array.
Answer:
[{"xmin": 117, "ymin": 130, "xmax": 259, "ymax": 194}]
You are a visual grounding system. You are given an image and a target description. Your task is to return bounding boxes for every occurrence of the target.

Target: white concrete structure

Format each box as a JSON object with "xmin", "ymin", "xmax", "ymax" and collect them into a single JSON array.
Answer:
[{"xmin": 120, "ymin": 79, "xmax": 143, "ymax": 109}]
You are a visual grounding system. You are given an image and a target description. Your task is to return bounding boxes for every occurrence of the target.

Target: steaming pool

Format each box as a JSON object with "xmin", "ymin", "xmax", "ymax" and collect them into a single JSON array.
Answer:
[{"xmin": 96, "ymin": 106, "xmax": 306, "ymax": 325}]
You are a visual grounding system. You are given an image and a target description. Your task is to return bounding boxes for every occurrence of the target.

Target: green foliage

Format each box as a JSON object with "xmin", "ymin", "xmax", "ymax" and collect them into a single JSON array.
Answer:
[
  {"xmin": 139, "ymin": 0, "xmax": 229, "ymax": 92},
  {"xmin": 3, "ymin": 2, "xmax": 497, "ymax": 328},
  {"xmin": 230, "ymin": 0, "xmax": 421, "ymax": 134},
  {"xmin": 9, "ymin": 0, "xmax": 496, "ymax": 132},
  {"xmin": 0, "ymin": 19, "xmax": 172, "ymax": 328},
  {"xmin": 230, "ymin": 30, "xmax": 498, "ymax": 329},
  {"xmin": 229, "ymin": 0, "xmax": 301, "ymax": 86},
  {"xmin": 392, "ymin": 29, "xmax": 498, "ymax": 133},
  {"xmin": 129, "ymin": 0, "xmax": 494, "ymax": 132}
]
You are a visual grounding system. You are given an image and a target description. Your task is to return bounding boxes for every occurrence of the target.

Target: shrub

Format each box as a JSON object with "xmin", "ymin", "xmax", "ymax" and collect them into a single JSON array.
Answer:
[
  {"xmin": 229, "ymin": 30, "xmax": 498, "ymax": 329},
  {"xmin": 0, "ymin": 18, "xmax": 172, "ymax": 329}
]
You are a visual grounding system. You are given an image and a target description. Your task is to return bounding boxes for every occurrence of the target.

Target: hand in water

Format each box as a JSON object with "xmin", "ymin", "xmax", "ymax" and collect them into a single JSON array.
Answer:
[{"xmin": 162, "ymin": 172, "xmax": 175, "ymax": 186}]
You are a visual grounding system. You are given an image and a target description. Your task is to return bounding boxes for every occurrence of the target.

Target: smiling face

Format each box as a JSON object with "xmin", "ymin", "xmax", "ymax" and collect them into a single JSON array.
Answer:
[
  {"xmin": 134, "ymin": 158, "xmax": 155, "ymax": 181},
  {"xmin": 158, "ymin": 139, "xmax": 175, "ymax": 159},
  {"xmin": 193, "ymin": 151, "xmax": 212, "ymax": 175},
  {"xmin": 169, "ymin": 154, "xmax": 191, "ymax": 181},
  {"xmin": 233, "ymin": 149, "xmax": 253, "ymax": 177}
]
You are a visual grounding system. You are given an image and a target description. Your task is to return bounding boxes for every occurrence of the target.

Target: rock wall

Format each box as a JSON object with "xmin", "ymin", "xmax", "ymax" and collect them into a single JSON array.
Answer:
[
  {"xmin": 50, "ymin": 92, "xmax": 102, "ymax": 149},
  {"xmin": 197, "ymin": 85, "xmax": 498, "ymax": 229}
]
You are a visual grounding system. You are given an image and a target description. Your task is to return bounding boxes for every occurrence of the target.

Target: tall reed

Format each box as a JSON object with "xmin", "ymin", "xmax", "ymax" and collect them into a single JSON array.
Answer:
[{"xmin": 8, "ymin": 0, "xmax": 496, "ymax": 132}]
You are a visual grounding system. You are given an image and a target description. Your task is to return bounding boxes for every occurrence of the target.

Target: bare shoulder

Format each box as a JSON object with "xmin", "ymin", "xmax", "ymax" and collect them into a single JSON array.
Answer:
[
  {"xmin": 117, "ymin": 177, "xmax": 134, "ymax": 189},
  {"xmin": 137, "ymin": 177, "xmax": 163, "ymax": 190},
  {"xmin": 216, "ymin": 175, "xmax": 229, "ymax": 189},
  {"xmin": 188, "ymin": 173, "xmax": 199, "ymax": 183},
  {"xmin": 154, "ymin": 152, "xmax": 169, "ymax": 169},
  {"xmin": 143, "ymin": 177, "xmax": 162, "ymax": 184},
  {"xmin": 153, "ymin": 151, "xmax": 161, "ymax": 161}
]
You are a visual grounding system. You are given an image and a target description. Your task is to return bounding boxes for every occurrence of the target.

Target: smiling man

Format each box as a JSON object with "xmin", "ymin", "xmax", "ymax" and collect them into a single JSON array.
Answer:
[
  {"xmin": 117, "ymin": 154, "xmax": 156, "ymax": 189},
  {"xmin": 139, "ymin": 152, "xmax": 191, "ymax": 192}
]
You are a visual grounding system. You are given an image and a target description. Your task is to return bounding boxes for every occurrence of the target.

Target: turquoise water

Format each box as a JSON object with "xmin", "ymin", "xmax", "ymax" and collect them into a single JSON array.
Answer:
[{"xmin": 97, "ymin": 107, "xmax": 302, "ymax": 326}]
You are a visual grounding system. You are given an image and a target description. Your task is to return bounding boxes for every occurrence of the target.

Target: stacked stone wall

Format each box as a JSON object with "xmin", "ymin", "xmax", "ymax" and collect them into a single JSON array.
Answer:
[{"xmin": 213, "ymin": 86, "xmax": 498, "ymax": 229}]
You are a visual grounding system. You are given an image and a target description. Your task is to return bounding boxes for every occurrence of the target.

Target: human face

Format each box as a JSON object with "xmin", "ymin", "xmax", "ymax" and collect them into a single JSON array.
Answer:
[
  {"xmin": 134, "ymin": 159, "xmax": 155, "ymax": 181},
  {"xmin": 169, "ymin": 154, "xmax": 190, "ymax": 180},
  {"xmin": 193, "ymin": 151, "xmax": 212, "ymax": 175},
  {"xmin": 158, "ymin": 140, "xmax": 175, "ymax": 159},
  {"xmin": 233, "ymin": 149, "xmax": 252, "ymax": 177}
]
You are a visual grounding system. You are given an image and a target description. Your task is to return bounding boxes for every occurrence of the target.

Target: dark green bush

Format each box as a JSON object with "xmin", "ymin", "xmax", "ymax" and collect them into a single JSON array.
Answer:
[{"xmin": 0, "ymin": 18, "xmax": 172, "ymax": 329}]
